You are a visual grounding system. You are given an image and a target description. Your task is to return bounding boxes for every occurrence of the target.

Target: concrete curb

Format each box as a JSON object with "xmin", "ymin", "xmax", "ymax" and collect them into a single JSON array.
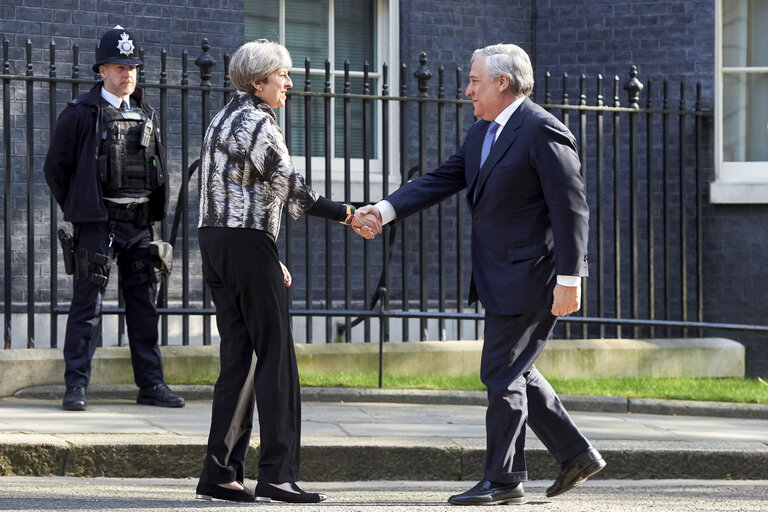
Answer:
[
  {"xmin": 1, "ymin": 435, "xmax": 766, "ymax": 480},
  {"xmin": 0, "ymin": 338, "xmax": 747, "ymax": 397},
  {"xmin": 14, "ymin": 385, "xmax": 768, "ymax": 419}
]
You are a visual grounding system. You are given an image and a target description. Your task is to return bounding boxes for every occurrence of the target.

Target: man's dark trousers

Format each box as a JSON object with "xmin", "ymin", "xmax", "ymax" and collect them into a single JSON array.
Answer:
[
  {"xmin": 63, "ymin": 220, "xmax": 164, "ymax": 389},
  {"xmin": 480, "ymin": 308, "xmax": 591, "ymax": 484}
]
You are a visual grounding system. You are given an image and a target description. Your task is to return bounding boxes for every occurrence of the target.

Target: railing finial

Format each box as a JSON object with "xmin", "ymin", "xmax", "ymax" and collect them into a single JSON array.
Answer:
[
  {"xmin": 413, "ymin": 52, "xmax": 432, "ymax": 97},
  {"xmin": 195, "ymin": 38, "xmax": 216, "ymax": 87},
  {"xmin": 624, "ymin": 65, "xmax": 643, "ymax": 109}
]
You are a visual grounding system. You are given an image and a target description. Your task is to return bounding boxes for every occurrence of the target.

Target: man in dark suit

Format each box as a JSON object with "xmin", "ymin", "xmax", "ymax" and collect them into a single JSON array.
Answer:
[{"xmin": 359, "ymin": 43, "xmax": 605, "ymax": 505}]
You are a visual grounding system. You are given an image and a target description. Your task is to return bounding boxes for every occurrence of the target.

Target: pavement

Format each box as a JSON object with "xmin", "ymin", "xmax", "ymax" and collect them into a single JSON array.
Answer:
[
  {"xmin": 1, "ymin": 386, "xmax": 767, "ymax": 481},
  {"xmin": 3, "ymin": 477, "xmax": 768, "ymax": 511}
]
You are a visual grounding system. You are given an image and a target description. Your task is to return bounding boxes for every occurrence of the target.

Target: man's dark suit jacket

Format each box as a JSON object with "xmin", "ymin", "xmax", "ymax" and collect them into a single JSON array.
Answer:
[{"xmin": 386, "ymin": 97, "xmax": 589, "ymax": 316}]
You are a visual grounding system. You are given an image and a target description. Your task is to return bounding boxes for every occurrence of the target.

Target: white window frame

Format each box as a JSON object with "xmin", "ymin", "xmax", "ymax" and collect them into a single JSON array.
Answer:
[
  {"xmin": 711, "ymin": 0, "xmax": 768, "ymax": 203},
  {"xmin": 267, "ymin": 0, "xmax": 400, "ymax": 202}
]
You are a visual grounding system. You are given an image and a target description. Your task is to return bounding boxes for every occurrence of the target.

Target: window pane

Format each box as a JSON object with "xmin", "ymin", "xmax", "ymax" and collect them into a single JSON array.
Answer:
[
  {"xmin": 335, "ymin": 0, "xmax": 376, "ymax": 71},
  {"xmin": 722, "ymin": 72, "xmax": 768, "ymax": 161},
  {"xmin": 285, "ymin": 74, "xmax": 328, "ymax": 158},
  {"xmin": 245, "ymin": 0, "xmax": 279, "ymax": 41},
  {"xmin": 723, "ymin": 0, "xmax": 768, "ymax": 67},
  {"xmin": 286, "ymin": 0, "xmax": 329, "ymax": 66},
  {"xmin": 335, "ymin": 76, "xmax": 377, "ymax": 159}
]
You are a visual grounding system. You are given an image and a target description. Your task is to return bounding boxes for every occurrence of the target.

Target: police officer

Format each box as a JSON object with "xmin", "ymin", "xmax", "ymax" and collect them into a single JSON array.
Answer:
[{"xmin": 44, "ymin": 26, "xmax": 183, "ymax": 411}]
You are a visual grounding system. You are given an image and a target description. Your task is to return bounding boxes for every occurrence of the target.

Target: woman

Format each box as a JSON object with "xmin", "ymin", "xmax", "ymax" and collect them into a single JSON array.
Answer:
[{"xmin": 194, "ymin": 39, "xmax": 379, "ymax": 503}]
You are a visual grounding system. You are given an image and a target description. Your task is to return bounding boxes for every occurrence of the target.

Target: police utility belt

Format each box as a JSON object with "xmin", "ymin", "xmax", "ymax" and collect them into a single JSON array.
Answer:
[
  {"xmin": 105, "ymin": 201, "xmax": 152, "ymax": 226},
  {"xmin": 58, "ymin": 227, "xmax": 173, "ymax": 287}
]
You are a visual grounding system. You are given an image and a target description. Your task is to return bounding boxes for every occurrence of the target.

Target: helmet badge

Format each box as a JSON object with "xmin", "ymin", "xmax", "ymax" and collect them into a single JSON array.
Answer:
[{"xmin": 116, "ymin": 32, "xmax": 135, "ymax": 57}]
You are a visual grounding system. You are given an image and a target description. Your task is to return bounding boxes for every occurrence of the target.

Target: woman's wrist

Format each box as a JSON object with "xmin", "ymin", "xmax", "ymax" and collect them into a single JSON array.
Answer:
[{"xmin": 340, "ymin": 204, "xmax": 356, "ymax": 225}]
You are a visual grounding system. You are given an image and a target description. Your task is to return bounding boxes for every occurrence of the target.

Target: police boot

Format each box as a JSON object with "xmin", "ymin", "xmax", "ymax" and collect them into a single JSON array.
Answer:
[{"xmin": 137, "ymin": 383, "xmax": 185, "ymax": 408}]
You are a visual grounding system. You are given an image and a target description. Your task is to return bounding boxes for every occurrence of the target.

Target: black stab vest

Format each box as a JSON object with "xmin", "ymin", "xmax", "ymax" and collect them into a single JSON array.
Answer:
[{"xmin": 98, "ymin": 101, "xmax": 162, "ymax": 198}]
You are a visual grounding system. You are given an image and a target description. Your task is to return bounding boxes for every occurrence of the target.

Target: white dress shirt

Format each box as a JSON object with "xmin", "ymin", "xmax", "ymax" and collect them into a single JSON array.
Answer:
[{"xmin": 100, "ymin": 87, "xmax": 129, "ymax": 110}]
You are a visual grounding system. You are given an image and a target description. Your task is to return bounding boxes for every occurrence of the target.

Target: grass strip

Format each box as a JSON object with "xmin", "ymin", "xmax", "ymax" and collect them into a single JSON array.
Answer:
[{"xmin": 298, "ymin": 373, "xmax": 768, "ymax": 404}]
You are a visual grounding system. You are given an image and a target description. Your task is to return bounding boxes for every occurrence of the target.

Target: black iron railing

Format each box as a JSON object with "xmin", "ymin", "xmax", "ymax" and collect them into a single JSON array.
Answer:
[{"xmin": 1, "ymin": 38, "xmax": 734, "ymax": 352}]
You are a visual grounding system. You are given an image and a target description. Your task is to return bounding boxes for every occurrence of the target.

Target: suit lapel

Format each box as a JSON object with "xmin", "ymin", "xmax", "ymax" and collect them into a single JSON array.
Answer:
[
  {"xmin": 465, "ymin": 121, "xmax": 488, "ymax": 198},
  {"xmin": 472, "ymin": 98, "xmax": 530, "ymax": 204}
]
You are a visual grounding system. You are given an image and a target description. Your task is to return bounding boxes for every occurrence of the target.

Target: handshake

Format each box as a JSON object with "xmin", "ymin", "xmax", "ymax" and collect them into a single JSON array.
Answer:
[{"xmin": 349, "ymin": 205, "xmax": 383, "ymax": 240}]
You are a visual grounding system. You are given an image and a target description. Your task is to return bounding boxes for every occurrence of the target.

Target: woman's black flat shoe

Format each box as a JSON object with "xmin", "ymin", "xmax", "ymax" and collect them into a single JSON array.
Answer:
[
  {"xmin": 195, "ymin": 482, "xmax": 258, "ymax": 502},
  {"xmin": 255, "ymin": 481, "xmax": 327, "ymax": 503}
]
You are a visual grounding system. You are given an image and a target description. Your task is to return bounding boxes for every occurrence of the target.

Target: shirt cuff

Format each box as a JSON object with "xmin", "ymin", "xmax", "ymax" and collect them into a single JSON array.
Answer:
[
  {"xmin": 557, "ymin": 275, "xmax": 581, "ymax": 287},
  {"xmin": 374, "ymin": 200, "xmax": 396, "ymax": 225}
]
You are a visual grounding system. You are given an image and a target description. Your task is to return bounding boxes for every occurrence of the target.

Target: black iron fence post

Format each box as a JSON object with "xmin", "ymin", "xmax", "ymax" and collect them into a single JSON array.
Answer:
[
  {"xmin": 343, "ymin": 60, "xmax": 352, "ymax": 342},
  {"xmin": 625, "ymin": 65, "xmax": 643, "ymax": 338},
  {"xmin": 3, "ymin": 37, "xmax": 11, "ymax": 350},
  {"xmin": 303, "ymin": 57, "xmax": 313, "ymax": 343},
  {"xmin": 195, "ymin": 39, "xmax": 215, "ymax": 346},
  {"xmin": 437, "ymin": 65, "xmax": 446, "ymax": 341},
  {"xmin": 612, "ymin": 75, "xmax": 622, "ymax": 338},
  {"xmin": 381, "ymin": 63, "xmax": 390, "ymax": 346},
  {"xmin": 363, "ymin": 60, "xmax": 372, "ymax": 342},
  {"xmin": 181, "ymin": 50, "xmax": 190, "ymax": 346},
  {"xmin": 159, "ymin": 48, "xmax": 169, "ymax": 346},
  {"xmin": 399, "ymin": 62, "xmax": 409, "ymax": 341},
  {"xmin": 454, "ymin": 65, "xmax": 465, "ymax": 340},
  {"xmin": 49, "ymin": 40, "xmax": 58, "ymax": 349},
  {"xmin": 323, "ymin": 59, "xmax": 333, "ymax": 342},
  {"xmin": 662, "ymin": 79, "xmax": 671, "ymax": 336},
  {"xmin": 578, "ymin": 73, "xmax": 588, "ymax": 339},
  {"xmin": 413, "ymin": 52, "xmax": 432, "ymax": 342},
  {"xmin": 561, "ymin": 71, "xmax": 570, "ymax": 339},
  {"xmin": 25, "ymin": 40, "xmax": 35, "ymax": 348},
  {"xmin": 645, "ymin": 78, "xmax": 655, "ymax": 338},
  {"xmin": 679, "ymin": 82, "xmax": 688, "ymax": 336},
  {"xmin": 595, "ymin": 74, "xmax": 605, "ymax": 338},
  {"xmin": 695, "ymin": 82, "xmax": 704, "ymax": 334}
]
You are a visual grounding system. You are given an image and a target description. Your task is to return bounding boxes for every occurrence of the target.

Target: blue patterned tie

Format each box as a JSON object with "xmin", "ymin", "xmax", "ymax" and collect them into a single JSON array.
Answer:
[
  {"xmin": 474, "ymin": 121, "xmax": 500, "ymax": 202},
  {"xmin": 480, "ymin": 121, "xmax": 500, "ymax": 168}
]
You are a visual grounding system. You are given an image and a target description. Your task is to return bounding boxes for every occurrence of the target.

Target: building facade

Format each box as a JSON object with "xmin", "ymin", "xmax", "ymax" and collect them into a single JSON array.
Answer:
[{"xmin": 1, "ymin": 0, "xmax": 767, "ymax": 374}]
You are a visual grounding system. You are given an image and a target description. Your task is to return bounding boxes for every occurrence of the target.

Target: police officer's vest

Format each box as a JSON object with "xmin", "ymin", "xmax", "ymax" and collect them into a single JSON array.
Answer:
[{"xmin": 98, "ymin": 100, "xmax": 163, "ymax": 198}]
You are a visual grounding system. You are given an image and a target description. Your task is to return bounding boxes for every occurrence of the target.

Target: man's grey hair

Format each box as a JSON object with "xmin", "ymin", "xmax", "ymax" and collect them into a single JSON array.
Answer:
[
  {"xmin": 471, "ymin": 44, "xmax": 534, "ymax": 97},
  {"xmin": 229, "ymin": 39, "xmax": 292, "ymax": 94}
]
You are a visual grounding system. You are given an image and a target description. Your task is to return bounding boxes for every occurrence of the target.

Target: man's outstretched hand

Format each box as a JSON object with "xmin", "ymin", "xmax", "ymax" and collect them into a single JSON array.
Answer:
[{"xmin": 351, "ymin": 205, "xmax": 383, "ymax": 239}]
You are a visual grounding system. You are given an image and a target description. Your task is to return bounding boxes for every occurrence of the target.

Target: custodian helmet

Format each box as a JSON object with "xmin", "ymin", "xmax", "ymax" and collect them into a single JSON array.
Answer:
[{"xmin": 92, "ymin": 25, "xmax": 142, "ymax": 73}]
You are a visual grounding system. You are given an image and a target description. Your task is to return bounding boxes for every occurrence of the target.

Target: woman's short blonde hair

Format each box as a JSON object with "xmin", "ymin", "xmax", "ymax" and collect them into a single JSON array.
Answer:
[{"xmin": 229, "ymin": 39, "xmax": 292, "ymax": 94}]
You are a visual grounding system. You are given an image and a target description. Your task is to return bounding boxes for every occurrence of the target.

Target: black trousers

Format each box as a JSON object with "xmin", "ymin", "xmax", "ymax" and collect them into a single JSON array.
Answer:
[
  {"xmin": 481, "ymin": 308, "xmax": 591, "ymax": 483},
  {"xmin": 63, "ymin": 220, "xmax": 163, "ymax": 389},
  {"xmin": 197, "ymin": 227, "xmax": 301, "ymax": 485}
]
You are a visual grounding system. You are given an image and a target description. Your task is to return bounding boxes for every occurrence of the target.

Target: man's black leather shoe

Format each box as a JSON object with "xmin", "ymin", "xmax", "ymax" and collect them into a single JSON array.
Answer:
[
  {"xmin": 136, "ymin": 383, "xmax": 185, "ymax": 408},
  {"xmin": 62, "ymin": 386, "xmax": 87, "ymax": 411},
  {"xmin": 255, "ymin": 481, "xmax": 327, "ymax": 503},
  {"xmin": 448, "ymin": 480, "xmax": 524, "ymax": 505},
  {"xmin": 546, "ymin": 447, "xmax": 606, "ymax": 497}
]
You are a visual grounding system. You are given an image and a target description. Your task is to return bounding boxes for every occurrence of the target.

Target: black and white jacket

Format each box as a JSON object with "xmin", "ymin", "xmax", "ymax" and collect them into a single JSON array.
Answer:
[{"xmin": 198, "ymin": 91, "xmax": 318, "ymax": 238}]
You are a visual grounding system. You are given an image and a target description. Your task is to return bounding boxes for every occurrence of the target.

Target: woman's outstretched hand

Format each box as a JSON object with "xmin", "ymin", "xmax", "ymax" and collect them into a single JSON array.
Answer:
[{"xmin": 351, "ymin": 206, "xmax": 382, "ymax": 239}]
